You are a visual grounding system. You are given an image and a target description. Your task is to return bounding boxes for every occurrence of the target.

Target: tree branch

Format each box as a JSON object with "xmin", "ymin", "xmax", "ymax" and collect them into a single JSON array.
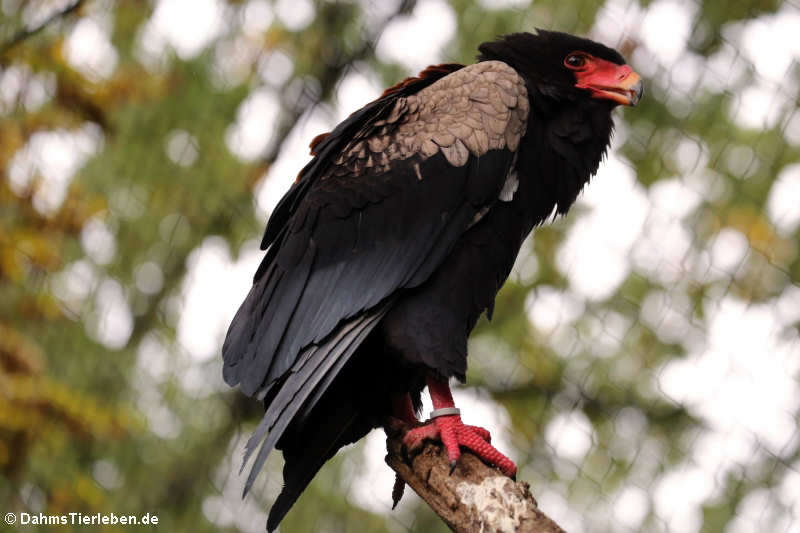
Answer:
[
  {"xmin": 0, "ymin": 0, "xmax": 86, "ymax": 56},
  {"xmin": 385, "ymin": 430, "xmax": 566, "ymax": 533}
]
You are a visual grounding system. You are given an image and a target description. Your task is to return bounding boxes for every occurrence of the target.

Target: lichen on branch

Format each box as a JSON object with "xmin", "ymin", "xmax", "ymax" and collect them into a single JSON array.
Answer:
[{"xmin": 385, "ymin": 429, "xmax": 567, "ymax": 533}]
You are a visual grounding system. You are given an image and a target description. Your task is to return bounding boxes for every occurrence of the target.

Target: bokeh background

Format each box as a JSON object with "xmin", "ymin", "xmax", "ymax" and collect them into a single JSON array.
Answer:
[{"xmin": 2, "ymin": 0, "xmax": 799, "ymax": 531}]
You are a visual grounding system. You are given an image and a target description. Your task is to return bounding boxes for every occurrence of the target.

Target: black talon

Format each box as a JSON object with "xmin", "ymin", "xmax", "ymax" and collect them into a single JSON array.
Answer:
[
  {"xmin": 391, "ymin": 474, "xmax": 405, "ymax": 509},
  {"xmin": 449, "ymin": 460, "xmax": 457, "ymax": 475}
]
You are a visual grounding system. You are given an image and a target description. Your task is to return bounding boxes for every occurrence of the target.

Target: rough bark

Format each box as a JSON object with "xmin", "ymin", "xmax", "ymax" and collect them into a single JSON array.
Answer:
[{"xmin": 385, "ymin": 430, "xmax": 566, "ymax": 533}]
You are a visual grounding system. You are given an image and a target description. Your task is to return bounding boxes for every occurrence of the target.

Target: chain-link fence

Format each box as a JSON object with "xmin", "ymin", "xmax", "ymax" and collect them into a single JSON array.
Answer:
[{"xmin": 1, "ymin": 0, "xmax": 799, "ymax": 532}]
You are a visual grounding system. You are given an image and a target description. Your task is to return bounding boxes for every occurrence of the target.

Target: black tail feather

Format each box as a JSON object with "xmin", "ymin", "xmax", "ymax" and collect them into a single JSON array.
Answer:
[{"xmin": 266, "ymin": 410, "xmax": 361, "ymax": 532}]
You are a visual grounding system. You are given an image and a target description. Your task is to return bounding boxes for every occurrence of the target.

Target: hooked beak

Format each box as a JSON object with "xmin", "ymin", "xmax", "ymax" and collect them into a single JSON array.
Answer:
[
  {"xmin": 591, "ymin": 71, "xmax": 643, "ymax": 106},
  {"xmin": 575, "ymin": 61, "xmax": 644, "ymax": 107}
]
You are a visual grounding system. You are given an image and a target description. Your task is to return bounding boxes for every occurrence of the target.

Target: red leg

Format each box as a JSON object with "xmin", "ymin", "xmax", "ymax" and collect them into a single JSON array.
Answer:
[
  {"xmin": 392, "ymin": 393, "xmax": 418, "ymax": 425},
  {"xmin": 402, "ymin": 376, "xmax": 517, "ymax": 477}
]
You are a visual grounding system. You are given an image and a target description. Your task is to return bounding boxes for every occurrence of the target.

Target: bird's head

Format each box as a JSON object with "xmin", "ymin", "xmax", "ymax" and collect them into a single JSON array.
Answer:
[{"xmin": 477, "ymin": 30, "xmax": 643, "ymax": 108}]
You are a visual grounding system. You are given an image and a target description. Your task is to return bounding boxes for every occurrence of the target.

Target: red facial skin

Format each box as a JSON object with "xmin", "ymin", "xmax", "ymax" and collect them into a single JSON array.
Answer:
[{"xmin": 568, "ymin": 53, "xmax": 643, "ymax": 106}]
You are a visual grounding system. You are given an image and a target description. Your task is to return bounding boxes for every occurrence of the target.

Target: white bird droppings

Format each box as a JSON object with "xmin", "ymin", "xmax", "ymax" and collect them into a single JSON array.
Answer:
[{"xmin": 456, "ymin": 476, "xmax": 531, "ymax": 533}]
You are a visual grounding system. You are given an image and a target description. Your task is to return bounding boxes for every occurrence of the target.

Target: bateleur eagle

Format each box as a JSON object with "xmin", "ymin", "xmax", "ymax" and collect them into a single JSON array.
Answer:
[{"xmin": 222, "ymin": 29, "xmax": 642, "ymax": 530}]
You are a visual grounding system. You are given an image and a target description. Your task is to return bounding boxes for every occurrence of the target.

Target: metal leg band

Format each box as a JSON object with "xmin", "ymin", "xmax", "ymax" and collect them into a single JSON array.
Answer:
[{"xmin": 429, "ymin": 407, "xmax": 461, "ymax": 419}]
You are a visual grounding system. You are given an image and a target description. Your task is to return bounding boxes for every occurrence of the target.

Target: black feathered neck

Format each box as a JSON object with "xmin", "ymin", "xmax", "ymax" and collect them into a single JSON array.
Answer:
[
  {"xmin": 479, "ymin": 30, "xmax": 622, "ymax": 222},
  {"xmin": 509, "ymin": 98, "xmax": 614, "ymax": 228}
]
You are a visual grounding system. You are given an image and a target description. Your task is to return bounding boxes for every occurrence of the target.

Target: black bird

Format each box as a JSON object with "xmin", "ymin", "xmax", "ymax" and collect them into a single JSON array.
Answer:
[{"xmin": 222, "ymin": 29, "xmax": 642, "ymax": 531}]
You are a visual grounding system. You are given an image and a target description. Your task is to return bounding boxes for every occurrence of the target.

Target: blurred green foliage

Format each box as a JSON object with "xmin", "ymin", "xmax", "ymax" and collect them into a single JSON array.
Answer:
[{"xmin": 1, "ymin": 1, "xmax": 798, "ymax": 532}]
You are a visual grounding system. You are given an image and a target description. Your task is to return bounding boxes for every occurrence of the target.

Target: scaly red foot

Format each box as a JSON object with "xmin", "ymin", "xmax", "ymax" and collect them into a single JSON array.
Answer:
[
  {"xmin": 402, "ymin": 377, "xmax": 517, "ymax": 477},
  {"xmin": 402, "ymin": 414, "xmax": 516, "ymax": 476}
]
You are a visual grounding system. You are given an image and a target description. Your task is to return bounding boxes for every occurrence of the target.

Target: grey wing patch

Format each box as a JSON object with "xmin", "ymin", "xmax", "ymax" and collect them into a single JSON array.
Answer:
[
  {"xmin": 499, "ymin": 152, "xmax": 519, "ymax": 202},
  {"xmin": 468, "ymin": 166, "xmax": 518, "ymax": 230},
  {"xmin": 498, "ymin": 168, "xmax": 519, "ymax": 202},
  {"xmin": 333, "ymin": 61, "xmax": 529, "ymax": 176}
]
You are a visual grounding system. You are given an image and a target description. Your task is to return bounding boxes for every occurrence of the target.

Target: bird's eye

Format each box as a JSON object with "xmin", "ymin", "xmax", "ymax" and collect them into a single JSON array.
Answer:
[{"xmin": 564, "ymin": 54, "xmax": 587, "ymax": 69}]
